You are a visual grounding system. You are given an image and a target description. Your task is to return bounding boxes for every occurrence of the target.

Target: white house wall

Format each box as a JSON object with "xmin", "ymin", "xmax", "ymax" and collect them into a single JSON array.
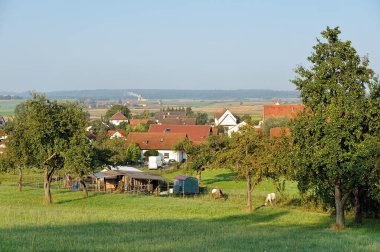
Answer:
[
  {"xmin": 219, "ymin": 115, "xmax": 237, "ymax": 126},
  {"xmin": 110, "ymin": 119, "xmax": 128, "ymax": 126},
  {"xmin": 227, "ymin": 121, "xmax": 246, "ymax": 137},
  {"xmin": 215, "ymin": 110, "xmax": 237, "ymax": 127},
  {"xmin": 141, "ymin": 150, "xmax": 185, "ymax": 163}
]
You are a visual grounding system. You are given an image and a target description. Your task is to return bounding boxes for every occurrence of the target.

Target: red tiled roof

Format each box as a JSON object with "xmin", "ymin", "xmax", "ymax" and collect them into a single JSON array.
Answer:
[
  {"xmin": 148, "ymin": 124, "xmax": 211, "ymax": 143},
  {"xmin": 263, "ymin": 104, "xmax": 304, "ymax": 121},
  {"xmin": 159, "ymin": 118, "xmax": 196, "ymax": 125},
  {"xmin": 108, "ymin": 130, "xmax": 127, "ymax": 138},
  {"xmin": 129, "ymin": 119, "xmax": 149, "ymax": 126},
  {"xmin": 214, "ymin": 108, "xmax": 228, "ymax": 120},
  {"xmin": 270, "ymin": 127, "xmax": 291, "ymax": 139},
  {"xmin": 126, "ymin": 132, "xmax": 187, "ymax": 150},
  {"xmin": 110, "ymin": 112, "xmax": 128, "ymax": 121}
]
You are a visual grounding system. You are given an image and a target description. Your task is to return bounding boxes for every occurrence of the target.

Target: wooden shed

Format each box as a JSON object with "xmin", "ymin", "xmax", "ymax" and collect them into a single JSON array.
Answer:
[
  {"xmin": 95, "ymin": 170, "xmax": 166, "ymax": 193},
  {"xmin": 173, "ymin": 175, "xmax": 199, "ymax": 195}
]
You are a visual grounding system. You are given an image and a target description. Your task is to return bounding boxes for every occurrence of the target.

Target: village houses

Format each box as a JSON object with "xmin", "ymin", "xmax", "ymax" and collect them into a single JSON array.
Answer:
[
  {"xmin": 109, "ymin": 112, "xmax": 129, "ymax": 126},
  {"xmin": 263, "ymin": 103, "xmax": 304, "ymax": 138},
  {"xmin": 126, "ymin": 132, "xmax": 187, "ymax": 163},
  {"xmin": 214, "ymin": 108, "xmax": 237, "ymax": 130}
]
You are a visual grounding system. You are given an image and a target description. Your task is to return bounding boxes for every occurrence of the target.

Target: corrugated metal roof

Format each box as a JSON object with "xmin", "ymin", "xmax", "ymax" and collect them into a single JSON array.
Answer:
[
  {"xmin": 111, "ymin": 166, "xmax": 143, "ymax": 172},
  {"xmin": 95, "ymin": 170, "xmax": 166, "ymax": 181}
]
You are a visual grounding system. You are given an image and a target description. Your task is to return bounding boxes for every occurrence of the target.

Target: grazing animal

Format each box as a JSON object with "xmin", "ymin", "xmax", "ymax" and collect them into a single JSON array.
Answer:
[
  {"xmin": 211, "ymin": 188, "xmax": 224, "ymax": 199},
  {"xmin": 265, "ymin": 193, "xmax": 276, "ymax": 206}
]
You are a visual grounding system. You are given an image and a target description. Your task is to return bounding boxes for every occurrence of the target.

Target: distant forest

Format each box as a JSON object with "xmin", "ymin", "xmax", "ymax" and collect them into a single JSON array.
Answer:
[{"xmin": 14, "ymin": 89, "xmax": 299, "ymax": 100}]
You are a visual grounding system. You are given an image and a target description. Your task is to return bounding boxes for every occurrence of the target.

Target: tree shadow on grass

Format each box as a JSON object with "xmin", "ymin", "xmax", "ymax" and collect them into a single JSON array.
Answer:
[
  {"xmin": 203, "ymin": 172, "xmax": 236, "ymax": 185},
  {"xmin": 1, "ymin": 215, "xmax": 379, "ymax": 252},
  {"xmin": 55, "ymin": 192, "xmax": 104, "ymax": 204}
]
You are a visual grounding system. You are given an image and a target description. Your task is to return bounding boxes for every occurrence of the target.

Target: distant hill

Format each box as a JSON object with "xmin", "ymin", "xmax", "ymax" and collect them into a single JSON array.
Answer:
[{"xmin": 16, "ymin": 89, "xmax": 299, "ymax": 100}]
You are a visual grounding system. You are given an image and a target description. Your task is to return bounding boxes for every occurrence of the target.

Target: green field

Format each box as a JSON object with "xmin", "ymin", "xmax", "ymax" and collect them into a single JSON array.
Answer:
[
  {"xmin": 0, "ymin": 169, "xmax": 379, "ymax": 251},
  {"xmin": 0, "ymin": 100, "xmax": 23, "ymax": 116}
]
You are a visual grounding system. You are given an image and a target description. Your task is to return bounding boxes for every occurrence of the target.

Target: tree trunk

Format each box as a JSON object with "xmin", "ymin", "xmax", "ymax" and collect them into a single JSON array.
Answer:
[
  {"xmin": 354, "ymin": 189, "xmax": 364, "ymax": 225},
  {"xmin": 246, "ymin": 174, "xmax": 252, "ymax": 212},
  {"xmin": 44, "ymin": 166, "xmax": 55, "ymax": 205},
  {"xmin": 79, "ymin": 179, "xmax": 88, "ymax": 198},
  {"xmin": 334, "ymin": 182, "xmax": 351, "ymax": 229},
  {"xmin": 196, "ymin": 169, "xmax": 202, "ymax": 185},
  {"xmin": 18, "ymin": 167, "xmax": 22, "ymax": 192}
]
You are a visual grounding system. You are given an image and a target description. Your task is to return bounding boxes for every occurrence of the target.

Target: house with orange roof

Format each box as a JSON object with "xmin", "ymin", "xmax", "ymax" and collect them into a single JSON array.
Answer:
[
  {"xmin": 263, "ymin": 103, "xmax": 304, "ymax": 138},
  {"xmin": 269, "ymin": 127, "xmax": 291, "ymax": 139},
  {"xmin": 214, "ymin": 109, "xmax": 237, "ymax": 129},
  {"xmin": 126, "ymin": 132, "xmax": 187, "ymax": 163},
  {"xmin": 129, "ymin": 119, "xmax": 149, "ymax": 127},
  {"xmin": 108, "ymin": 129, "xmax": 127, "ymax": 139},
  {"xmin": 263, "ymin": 104, "xmax": 304, "ymax": 121},
  {"xmin": 109, "ymin": 112, "xmax": 129, "ymax": 126},
  {"xmin": 148, "ymin": 124, "xmax": 212, "ymax": 144}
]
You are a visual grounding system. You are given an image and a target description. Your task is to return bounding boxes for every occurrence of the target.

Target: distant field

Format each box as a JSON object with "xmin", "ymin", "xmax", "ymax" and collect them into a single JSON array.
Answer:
[
  {"xmin": 0, "ymin": 98, "xmax": 272, "ymax": 120},
  {"xmin": 0, "ymin": 100, "xmax": 23, "ymax": 116},
  {"xmin": 87, "ymin": 99, "xmax": 268, "ymax": 120},
  {"xmin": 0, "ymin": 169, "xmax": 379, "ymax": 251}
]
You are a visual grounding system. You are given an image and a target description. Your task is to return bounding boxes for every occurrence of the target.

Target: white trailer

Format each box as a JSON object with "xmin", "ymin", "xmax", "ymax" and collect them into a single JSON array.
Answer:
[{"xmin": 148, "ymin": 156, "xmax": 163, "ymax": 169}]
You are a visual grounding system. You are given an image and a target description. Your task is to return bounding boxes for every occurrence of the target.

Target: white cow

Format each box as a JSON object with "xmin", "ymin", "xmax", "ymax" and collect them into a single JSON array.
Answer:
[{"xmin": 265, "ymin": 193, "xmax": 276, "ymax": 206}]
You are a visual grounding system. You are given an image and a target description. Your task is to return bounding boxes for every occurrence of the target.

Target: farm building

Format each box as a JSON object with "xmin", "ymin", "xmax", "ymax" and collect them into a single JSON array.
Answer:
[
  {"xmin": 95, "ymin": 170, "xmax": 166, "ymax": 193},
  {"xmin": 148, "ymin": 124, "xmax": 213, "ymax": 144},
  {"xmin": 126, "ymin": 132, "xmax": 187, "ymax": 163},
  {"xmin": 173, "ymin": 175, "xmax": 199, "ymax": 195}
]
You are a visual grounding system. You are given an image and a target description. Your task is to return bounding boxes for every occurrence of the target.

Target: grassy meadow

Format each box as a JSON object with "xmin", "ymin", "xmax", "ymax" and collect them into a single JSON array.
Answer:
[{"xmin": 1, "ymin": 169, "xmax": 379, "ymax": 251}]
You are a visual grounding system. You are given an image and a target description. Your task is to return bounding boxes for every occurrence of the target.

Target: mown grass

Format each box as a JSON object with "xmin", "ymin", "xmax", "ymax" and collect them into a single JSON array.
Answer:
[{"xmin": 1, "ymin": 169, "xmax": 379, "ymax": 251}]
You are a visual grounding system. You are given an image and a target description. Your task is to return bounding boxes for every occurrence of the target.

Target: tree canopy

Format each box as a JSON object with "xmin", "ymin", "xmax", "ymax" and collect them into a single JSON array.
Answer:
[
  {"xmin": 290, "ymin": 27, "xmax": 380, "ymax": 228},
  {"xmin": 8, "ymin": 94, "xmax": 91, "ymax": 204},
  {"xmin": 214, "ymin": 124, "xmax": 273, "ymax": 212}
]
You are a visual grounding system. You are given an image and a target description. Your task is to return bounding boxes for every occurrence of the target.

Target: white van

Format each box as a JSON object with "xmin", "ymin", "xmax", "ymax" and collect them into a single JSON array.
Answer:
[{"xmin": 148, "ymin": 156, "xmax": 163, "ymax": 169}]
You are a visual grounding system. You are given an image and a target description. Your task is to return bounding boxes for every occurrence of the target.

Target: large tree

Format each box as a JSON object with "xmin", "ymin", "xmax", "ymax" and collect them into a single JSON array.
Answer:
[
  {"xmin": 291, "ymin": 27, "xmax": 380, "ymax": 228},
  {"xmin": 9, "ymin": 94, "xmax": 89, "ymax": 204}
]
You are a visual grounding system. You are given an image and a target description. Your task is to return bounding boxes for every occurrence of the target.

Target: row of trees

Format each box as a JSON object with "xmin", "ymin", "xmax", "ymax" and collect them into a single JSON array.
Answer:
[{"xmin": 176, "ymin": 27, "xmax": 380, "ymax": 228}]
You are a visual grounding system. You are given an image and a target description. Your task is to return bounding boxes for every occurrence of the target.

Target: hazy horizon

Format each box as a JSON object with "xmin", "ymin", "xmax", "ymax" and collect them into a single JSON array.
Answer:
[{"xmin": 0, "ymin": 0, "xmax": 379, "ymax": 92}]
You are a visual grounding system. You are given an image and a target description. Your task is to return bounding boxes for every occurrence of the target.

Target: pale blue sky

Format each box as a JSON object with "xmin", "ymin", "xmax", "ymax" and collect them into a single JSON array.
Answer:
[{"xmin": 0, "ymin": 0, "xmax": 379, "ymax": 92}]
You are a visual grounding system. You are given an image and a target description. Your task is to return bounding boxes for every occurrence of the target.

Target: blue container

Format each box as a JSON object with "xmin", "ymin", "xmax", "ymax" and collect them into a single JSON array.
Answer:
[{"xmin": 173, "ymin": 175, "xmax": 199, "ymax": 194}]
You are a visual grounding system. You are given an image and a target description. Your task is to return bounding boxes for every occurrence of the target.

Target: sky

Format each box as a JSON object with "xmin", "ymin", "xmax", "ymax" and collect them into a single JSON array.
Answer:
[{"xmin": 0, "ymin": 0, "xmax": 379, "ymax": 92}]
